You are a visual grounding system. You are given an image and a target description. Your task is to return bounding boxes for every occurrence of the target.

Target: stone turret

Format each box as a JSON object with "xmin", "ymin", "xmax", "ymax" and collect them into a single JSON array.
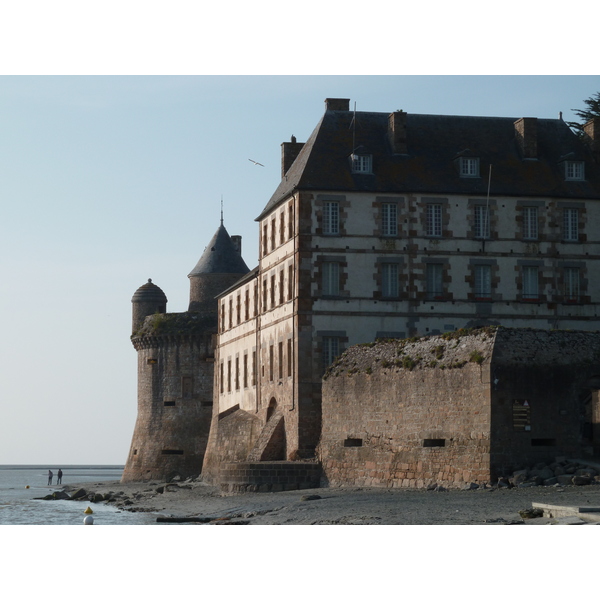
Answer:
[
  {"xmin": 131, "ymin": 279, "xmax": 167, "ymax": 334},
  {"xmin": 188, "ymin": 223, "xmax": 250, "ymax": 313},
  {"xmin": 122, "ymin": 222, "xmax": 250, "ymax": 483}
]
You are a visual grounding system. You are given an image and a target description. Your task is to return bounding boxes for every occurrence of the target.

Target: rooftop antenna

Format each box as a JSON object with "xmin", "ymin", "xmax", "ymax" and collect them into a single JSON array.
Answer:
[
  {"xmin": 350, "ymin": 101, "xmax": 357, "ymax": 155},
  {"xmin": 220, "ymin": 196, "xmax": 224, "ymax": 225}
]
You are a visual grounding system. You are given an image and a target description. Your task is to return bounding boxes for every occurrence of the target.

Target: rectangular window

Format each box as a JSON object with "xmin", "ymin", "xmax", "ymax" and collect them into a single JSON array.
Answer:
[
  {"xmin": 563, "ymin": 208, "xmax": 579, "ymax": 242},
  {"xmin": 252, "ymin": 350, "xmax": 256, "ymax": 386},
  {"xmin": 288, "ymin": 264, "xmax": 294, "ymax": 300},
  {"xmin": 381, "ymin": 203, "xmax": 398, "ymax": 237},
  {"xmin": 244, "ymin": 289, "xmax": 250, "ymax": 321},
  {"xmin": 460, "ymin": 157, "xmax": 479, "ymax": 177},
  {"xmin": 322, "ymin": 262, "xmax": 340, "ymax": 296},
  {"xmin": 426, "ymin": 263, "xmax": 444, "ymax": 300},
  {"xmin": 287, "ymin": 338, "xmax": 292, "ymax": 377},
  {"xmin": 288, "ymin": 203, "xmax": 294, "ymax": 240},
  {"xmin": 262, "ymin": 278, "xmax": 267, "ymax": 309},
  {"xmin": 426, "ymin": 204, "xmax": 442, "ymax": 237},
  {"xmin": 279, "ymin": 270, "xmax": 284, "ymax": 304},
  {"xmin": 278, "ymin": 341, "xmax": 283, "ymax": 380},
  {"xmin": 228, "ymin": 298, "xmax": 233, "ymax": 329},
  {"xmin": 280, "ymin": 211, "xmax": 285, "ymax": 245},
  {"xmin": 522, "ymin": 266, "xmax": 539, "ymax": 300},
  {"xmin": 269, "ymin": 346, "xmax": 274, "ymax": 381},
  {"xmin": 271, "ymin": 219, "xmax": 276, "ymax": 251},
  {"xmin": 236, "ymin": 294, "xmax": 241, "ymax": 325},
  {"xmin": 565, "ymin": 161, "xmax": 585, "ymax": 181},
  {"xmin": 323, "ymin": 201, "xmax": 339, "ymax": 235},
  {"xmin": 270, "ymin": 274, "xmax": 275, "ymax": 308},
  {"xmin": 564, "ymin": 267, "xmax": 580, "ymax": 302},
  {"xmin": 220, "ymin": 303, "xmax": 225, "ymax": 332},
  {"xmin": 235, "ymin": 357, "xmax": 240, "ymax": 390},
  {"xmin": 322, "ymin": 337, "xmax": 340, "ymax": 369},
  {"xmin": 382, "ymin": 263, "xmax": 399, "ymax": 298},
  {"xmin": 227, "ymin": 359, "xmax": 231, "ymax": 393},
  {"xmin": 474, "ymin": 205, "xmax": 490, "ymax": 239},
  {"xmin": 243, "ymin": 354, "xmax": 248, "ymax": 388},
  {"xmin": 351, "ymin": 154, "xmax": 372, "ymax": 173},
  {"xmin": 253, "ymin": 282, "xmax": 258, "ymax": 317},
  {"xmin": 474, "ymin": 265, "xmax": 492, "ymax": 300},
  {"xmin": 262, "ymin": 223, "xmax": 268, "ymax": 256},
  {"xmin": 523, "ymin": 206, "xmax": 538, "ymax": 240},
  {"xmin": 220, "ymin": 361, "xmax": 224, "ymax": 394}
]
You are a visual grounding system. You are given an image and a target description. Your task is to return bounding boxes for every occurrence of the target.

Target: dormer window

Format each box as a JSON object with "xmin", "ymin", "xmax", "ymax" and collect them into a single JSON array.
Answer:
[
  {"xmin": 565, "ymin": 161, "xmax": 584, "ymax": 181},
  {"xmin": 460, "ymin": 157, "xmax": 479, "ymax": 178},
  {"xmin": 351, "ymin": 154, "xmax": 372, "ymax": 173}
]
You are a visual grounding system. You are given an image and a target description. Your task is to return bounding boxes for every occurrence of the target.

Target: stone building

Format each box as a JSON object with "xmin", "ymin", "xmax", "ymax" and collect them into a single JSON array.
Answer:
[
  {"xmin": 203, "ymin": 98, "xmax": 600, "ymax": 484},
  {"xmin": 319, "ymin": 327, "xmax": 600, "ymax": 488},
  {"xmin": 122, "ymin": 223, "xmax": 249, "ymax": 482}
]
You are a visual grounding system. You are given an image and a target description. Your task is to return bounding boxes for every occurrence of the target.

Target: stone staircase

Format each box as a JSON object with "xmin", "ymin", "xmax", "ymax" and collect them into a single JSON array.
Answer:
[{"xmin": 247, "ymin": 411, "xmax": 285, "ymax": 461}]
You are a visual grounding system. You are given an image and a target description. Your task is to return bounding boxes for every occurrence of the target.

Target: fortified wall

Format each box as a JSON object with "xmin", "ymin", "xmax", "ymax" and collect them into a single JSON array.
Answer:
[{"xmin": 318, "ymin": 327, "xmax": 600, "ymax": 489}]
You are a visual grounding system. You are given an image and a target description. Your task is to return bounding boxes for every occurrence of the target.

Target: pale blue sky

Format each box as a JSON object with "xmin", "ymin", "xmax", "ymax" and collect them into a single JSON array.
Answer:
[{"xmin": 1, "ymin": 75, "xmax": 599, "ymax": 464}]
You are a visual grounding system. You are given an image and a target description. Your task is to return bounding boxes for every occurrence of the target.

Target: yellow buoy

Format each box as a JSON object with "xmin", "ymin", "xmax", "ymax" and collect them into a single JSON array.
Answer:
[{"xmin": 84, "ymin": 506, "xmax": 93, "ymax": 514}]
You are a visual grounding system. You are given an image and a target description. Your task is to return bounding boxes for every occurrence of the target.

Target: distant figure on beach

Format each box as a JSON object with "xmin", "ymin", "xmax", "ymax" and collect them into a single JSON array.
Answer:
[
  {"xmin": 47, "ymin": 470, "xmax": 53, "ymax": 485},
  {"xmin": 57, "ymin": 469, "xmax": 63, "ymax": 484}
]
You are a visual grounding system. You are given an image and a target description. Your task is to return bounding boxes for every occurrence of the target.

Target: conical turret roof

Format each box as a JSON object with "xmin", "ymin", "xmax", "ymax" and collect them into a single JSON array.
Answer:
[{"xmin": 188, "ymin": 224, "xmax": 250, "ymax": 277}]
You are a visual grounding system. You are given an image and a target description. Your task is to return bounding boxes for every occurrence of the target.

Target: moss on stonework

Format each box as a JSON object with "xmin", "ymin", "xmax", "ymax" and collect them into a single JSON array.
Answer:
[{"xmin": 132, "ymin": 312, "xmax": 215, "ymax": 339}]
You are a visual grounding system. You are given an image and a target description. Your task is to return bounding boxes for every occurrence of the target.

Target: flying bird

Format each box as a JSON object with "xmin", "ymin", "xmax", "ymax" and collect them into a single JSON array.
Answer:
[{"xmin": 248, "ymin": 159, "xmax": 264, "ymax": 167}]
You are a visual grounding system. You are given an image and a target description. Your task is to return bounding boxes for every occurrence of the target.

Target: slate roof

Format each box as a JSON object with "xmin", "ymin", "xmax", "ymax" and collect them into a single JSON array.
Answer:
[
  {"xmin": 257, "ymin": 108, "xmax": 600, "ymax": 220},
  {"xmin": 188, "ymin": 224, "xmax": 250, "ymax": 277}
]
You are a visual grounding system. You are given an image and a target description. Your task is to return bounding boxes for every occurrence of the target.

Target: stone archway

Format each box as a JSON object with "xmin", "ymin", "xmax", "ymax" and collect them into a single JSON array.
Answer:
[{"xmin": 267, "ymin": 397, "xmax": 278, "ymax": 422}]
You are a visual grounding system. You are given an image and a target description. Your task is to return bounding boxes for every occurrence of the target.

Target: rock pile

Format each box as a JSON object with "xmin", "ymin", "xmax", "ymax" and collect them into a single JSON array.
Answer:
[{"xmin": 498, "ymin": 458, "xmax": 600, "ymax": 488}]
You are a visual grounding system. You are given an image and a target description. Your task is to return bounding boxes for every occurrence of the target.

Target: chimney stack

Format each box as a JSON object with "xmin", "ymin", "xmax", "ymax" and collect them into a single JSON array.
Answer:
[
  {"xmin": 231, "ymin": 235, "xmax": 242, "ymax": 255},
  {"xmin": 583, "ymin": 117, "xmax": 600, "ymax": 163},
  {"xmin": 514, "ymin": 117, "xmax": 538, "ymax": 159},
  {"xmin": 325, "ymin": 98, "xmax": 350, "ymax": 111},
  {"xmin": 281, "ymin": 135, "xmax": 304, "ymax": 177},
  {"xmin": 388, "ymin": 110, "xmax": 407, "ymax": 154}
]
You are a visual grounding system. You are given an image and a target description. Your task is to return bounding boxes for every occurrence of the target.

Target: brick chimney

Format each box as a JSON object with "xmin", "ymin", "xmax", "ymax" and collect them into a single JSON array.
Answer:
[
  {"xmin": 325, "ymin": 98, "xmax": 350, "ymax": 111},
  {"xmin": 388, "ymin": 110, "xmax": 407, "ymax": 154},
  {"xmin": 281, "ymin": 135, "xmax": 304, "ymax": 177},
  {"xmin": 583, "ymin": 117, "xmax": 600, "ymax": 162},
  {"xmin": 514, "ymin": 117, "xmax": 538, "ymax": 159}
]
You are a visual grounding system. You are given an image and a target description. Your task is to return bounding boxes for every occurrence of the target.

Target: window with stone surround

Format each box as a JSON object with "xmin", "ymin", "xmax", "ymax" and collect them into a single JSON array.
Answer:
[
  {"xmin": 288, "ymin": 203, "xmax": 294, "ymax": 240},
  {"xmin": 381, "ymin": 202, "xmax": 398, "ymax": 237},
  {"xmin": 279, "ymin": 269, "xmax": 284, "ymax": 305},
  {"xmin": 381, "ymin": 262, "xmax": 399, "ymax": 298},
  {"xmin": 243, "ymin": 353, "xmax": 248, "ymax": 388},
  {"xmin": 474, "ymin": 265, "xmax": 492, "ymax": 300},
  {"xmin": 563, "ymin": 208, "xmax": 579, "ymax": 242},
  {"xmin": 235, "ymin": 356, "xmax": 240, "ymax": 390},
  {"xmin": 473, "ymin": 205, "xmax": 490, "ymax": 239},
  {"xmin": 322, "ymin": 261, "xmax": 340, "ymax": 296},
  {"xmin": 522, "ymin": 206, "xmax": 538, "ymax": 240},
  {"xmin": 278, "ymin": 341, "xmax": 283, "ymax": 380},
  {"xmin": 322, "ymin": 336, "xmax": 340, "ymax": 369},
  {"xmin": 522, "ymin": 266, "xmax": 539, "ymax": 300},
  {"xmin": 323, "ymin": 201, "xmax": 340, "ymax": 235},
  {"xmin": 564, "ymin": 267, "xmax": 580, "ymax": 303},
  {"xmin": 288, "ymin": 264, "xmax": 294, "ymax": 300},
  {"xmin": 287, "ymin": 338, "xmax": 292, "ymax": 377},
  {"xmin": 426, "ymin": 204, "xmax": 442, "ymax": 237},
  {"xmin": 426, "ymin": 263, "xmax": 444, "ymax": 300}
]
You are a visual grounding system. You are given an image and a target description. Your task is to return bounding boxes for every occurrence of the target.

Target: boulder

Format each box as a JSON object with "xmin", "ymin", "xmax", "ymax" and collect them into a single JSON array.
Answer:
[
  {"xmin": 556, "ymin": 475, "xmax": 573, "ymax": 486},
  {"xmin": 543, "ymin": 477, "xmax": 558, "ymax": 486},
  {"xmin": 572, "ymin": 475, "xmax": 591, "ymax": 486},
  {"xmin": 575, "ymin": 468, "xmax": 597, "ymax": 478},
  {"xmin": 70, "ymin": 488, "xmax": 88, "ymax": 500},
  {"xmin": 519, "ymin": 508, "xmax": 544, "ymax": 519},
  {"xmin": 532, "ymin": 467, "xmax": 555, "ymax": 481}
]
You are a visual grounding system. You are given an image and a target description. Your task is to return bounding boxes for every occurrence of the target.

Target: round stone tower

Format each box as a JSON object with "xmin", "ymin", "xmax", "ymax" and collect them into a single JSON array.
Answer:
[{"xmin": 122, "ymin": 223, "xmax": 250, "ymax": 483}]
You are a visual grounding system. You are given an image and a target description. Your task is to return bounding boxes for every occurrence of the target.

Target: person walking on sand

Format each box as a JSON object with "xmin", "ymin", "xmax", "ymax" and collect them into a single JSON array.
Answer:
[
  {"xmin": 47, "ymin": 470, "xmax": 53, "ymax": 485},
  {"xmin": 57, "ymin": 469, "xmax": 63, "ymax": 484}
]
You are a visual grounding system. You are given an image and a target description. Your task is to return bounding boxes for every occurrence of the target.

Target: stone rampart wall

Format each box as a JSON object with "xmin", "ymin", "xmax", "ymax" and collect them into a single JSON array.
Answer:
[{"xmin": 319, "ymin": 329, "xmax": 495, "ymax": 488}]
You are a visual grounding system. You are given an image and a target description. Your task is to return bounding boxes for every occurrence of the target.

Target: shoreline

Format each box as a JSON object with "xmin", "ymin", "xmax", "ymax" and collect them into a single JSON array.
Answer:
[{"xmin": 61, "ymin": 478, "xmax": 600, "ymax": 525}]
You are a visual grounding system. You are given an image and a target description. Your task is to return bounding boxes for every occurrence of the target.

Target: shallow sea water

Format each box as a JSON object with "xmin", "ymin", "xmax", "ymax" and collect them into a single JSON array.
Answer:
[{"xmin": 0, "ymin": 465, "xmax": 157, "ymax": 525}]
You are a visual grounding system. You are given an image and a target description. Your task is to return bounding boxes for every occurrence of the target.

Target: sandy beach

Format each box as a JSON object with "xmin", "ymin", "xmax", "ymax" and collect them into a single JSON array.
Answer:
[{"xmin": 62, "ymin": 478, "xmax": 600, "ymax": 525}]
